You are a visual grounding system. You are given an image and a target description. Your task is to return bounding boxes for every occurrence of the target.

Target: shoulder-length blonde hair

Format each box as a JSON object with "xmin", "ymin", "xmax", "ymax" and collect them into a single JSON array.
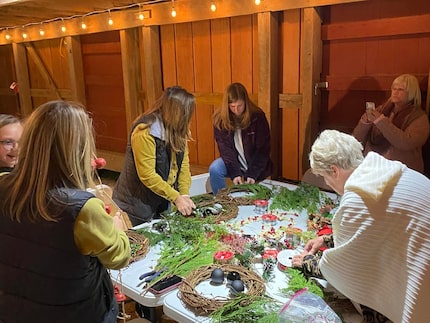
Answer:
[
  {"xmin": 392, "ymin": 74, "xmax": 422, "ymax": 107},
  {"xmin": 2, "ymin": 100, "xmax": 96, "ymax": 222},
  {"xmin": 213, "ymin": 82, "xmax": 258, "ymax": 131},
  {"xmin": 140, "ymin": 86, "xmax": 195, "ymax": 152}
]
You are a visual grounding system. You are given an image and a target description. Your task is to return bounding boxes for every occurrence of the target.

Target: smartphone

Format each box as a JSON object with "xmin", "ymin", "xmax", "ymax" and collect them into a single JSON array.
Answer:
[
  {"xmin": 148, "ymin": 275, "xmax": 183, "ymax": 296},
  {"xmin": 365, "ymin": 102, "xmax": 375, "ymax": 111}
]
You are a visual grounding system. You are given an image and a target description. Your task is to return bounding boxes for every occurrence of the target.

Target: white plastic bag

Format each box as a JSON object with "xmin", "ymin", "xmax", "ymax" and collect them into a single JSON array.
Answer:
[{"xmin": 279, "ymin": 288, "xmax": 342, "ymax": 323}]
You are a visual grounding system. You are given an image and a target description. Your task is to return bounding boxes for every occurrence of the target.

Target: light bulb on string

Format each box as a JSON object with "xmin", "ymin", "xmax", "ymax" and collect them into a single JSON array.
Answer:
[
  {"xmin": 138, "ymin": 4, "xmax": 144, "ymax": 21},
  {"xmin": 22, "ymin": 31, "xmax": 28, "ymax": 40},
  {"xmin": 61, "ymin": 19, "xmax": 66, "ymax": 33},
  {"xmin": 108, "ymin": 10, "xmax": 114, "ymax": 26},
  {"xmin": 171, "ymin": 0, "xmax": 176, "ymax": 17},
  {"xmin": 255, "ymin": 0, "xmax": 261, "ymax": 5},
  {"xmin": 81, "ymin": 17, "xmax": 87, "ymax": 30},
  {"xmin": 5, "ymin": 28, "xmax": 11, "ymax": 40},
  {"xmin": 210, "ymin": 1, "xmax": 216, "ymax": 12},
  {"xmin": 39, "ymin": 24, "xmax": 45, "ymax": 36}
]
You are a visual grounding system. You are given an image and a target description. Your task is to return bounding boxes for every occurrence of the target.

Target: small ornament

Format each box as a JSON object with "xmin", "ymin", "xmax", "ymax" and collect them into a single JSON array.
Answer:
[
  {"xmin": 226, "ymin": 271, "xmax": 241, "ymax": 282},
  {"xmin": 210, "ymin": 268, "xmax": 224, "ymax": 285},
  {"xmin": 229, "ymin": 279, "xmax": 245, "ymax": 295}
]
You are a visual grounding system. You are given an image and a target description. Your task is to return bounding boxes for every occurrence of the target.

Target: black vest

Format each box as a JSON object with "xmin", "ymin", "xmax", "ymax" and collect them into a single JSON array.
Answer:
[
  {"xmin": 0, "ymin": 188, "xmax": 116, "ymax": 323},
  {"xmin": 113, "ymin": 115, "xmax": 184, "ymax": 225}
]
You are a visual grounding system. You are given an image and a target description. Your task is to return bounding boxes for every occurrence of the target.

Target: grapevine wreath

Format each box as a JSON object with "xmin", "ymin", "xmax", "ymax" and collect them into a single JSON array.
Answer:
[
  {"xmin": 178, "ymin": 264, "xmax": 265, "ymax": 315},
  {"xmin": 125, "ymin": 230, "xmax": 150, "ymax": 263}
]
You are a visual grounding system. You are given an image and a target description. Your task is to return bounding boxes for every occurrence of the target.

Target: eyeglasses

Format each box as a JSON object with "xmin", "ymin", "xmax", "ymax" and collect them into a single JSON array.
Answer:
[
  {"xmin": 0, "ymin": 139, "xmax": 19, "ymax": 149},
  {"xmin": 391, "ymin": 87, "xmax": 405, "ymax": 92}
]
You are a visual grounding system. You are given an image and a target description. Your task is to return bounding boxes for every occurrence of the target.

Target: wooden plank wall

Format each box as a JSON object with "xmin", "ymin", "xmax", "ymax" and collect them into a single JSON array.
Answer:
[
  {"xmin": 0, "ymin": 45, "xmax": 18, "ymax": 115},
  {"xmin": 81, "ymin": 31, "xmax": 127, "ymax": 157},
  {"xmin": 320, "ymin": 0, "xmax": 430, "ymax": 132},
  {"xmin": 320, "ymin": 0, "xmax": 430, "ymax": 176},
  {"xmin": 0, "ymin": 10, "xmax": 320, "ymax": 180},
  {"xmin": 159, "ymin": 16, "xmax": 260, "ymax": 169}
]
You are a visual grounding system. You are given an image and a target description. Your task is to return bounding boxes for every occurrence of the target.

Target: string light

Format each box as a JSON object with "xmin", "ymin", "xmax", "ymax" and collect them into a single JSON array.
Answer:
[
  {"xmin": 39, "ymin": 24, "xmax": 45, "ymax": 36},
  {"xmin": 210, "ymin": 1, "xmax": 216, "ymax": 12},
  {"xmin": 61, "ymin": 19, "xmax": 66, "ymax": 33},
  {"xmin": 108, "ymin": 10, "xmax": 114, "ymax": 26},
  {"xmin": 0, "ymin": 0, "xmax": 266, "ymax": 42},
  {"xmin": 138, "ymin": 5, "xmax": 145, "ymax": 21},
  {"xmin": 171, "ymin": 0, "xmax": 177, "ymax": 17},
  {"xmin": 81, "ymin": 17, "xmax": 87, "ymax": 30},
  {"xmin": 0, "ymin": 0, "xmax": 161, "ymax": 39}
]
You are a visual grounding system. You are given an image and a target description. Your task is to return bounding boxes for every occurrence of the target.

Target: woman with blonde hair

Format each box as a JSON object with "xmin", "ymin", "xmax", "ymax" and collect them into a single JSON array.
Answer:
[
  {"xmin": 209, "ymin": 82, "xmax": 272, "ymax": 195},
  {"xmin": 353, "ymin": 74, "xmax": 429, "ymax": 172},
  {"xmin": 0, "ymin": 101, "xmax": 130, "ymax": 323},
  {"xmin": 0, "ymin": 113, "xmax": 22, "ymax": 174},
  {"xmin": 113, "ymin": 86, "xmax": 196, "ymax": 225}
]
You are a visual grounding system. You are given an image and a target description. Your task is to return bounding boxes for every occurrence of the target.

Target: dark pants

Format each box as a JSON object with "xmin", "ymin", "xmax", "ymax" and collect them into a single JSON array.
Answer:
[{"xmin": 102, "ymin": 295, "xmax": 118, "ymax": 323}]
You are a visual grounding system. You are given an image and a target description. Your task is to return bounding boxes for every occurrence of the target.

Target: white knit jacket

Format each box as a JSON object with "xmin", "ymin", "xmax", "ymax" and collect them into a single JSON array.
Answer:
[{"xmin": 320, "ymin": 152, "xmax": 430, "ymax": 323}]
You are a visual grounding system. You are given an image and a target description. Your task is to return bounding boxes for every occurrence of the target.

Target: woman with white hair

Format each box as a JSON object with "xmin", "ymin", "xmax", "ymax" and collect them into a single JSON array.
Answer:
[{"xmin": 292, "ymin": 129, "xmax": 430, "ymax": 323}]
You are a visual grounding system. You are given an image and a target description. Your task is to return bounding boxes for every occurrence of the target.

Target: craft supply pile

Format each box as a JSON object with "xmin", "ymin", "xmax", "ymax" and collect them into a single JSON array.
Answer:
[{"xmin": 113, "ymin": 181, "xmax": 342, "ymax": 322}]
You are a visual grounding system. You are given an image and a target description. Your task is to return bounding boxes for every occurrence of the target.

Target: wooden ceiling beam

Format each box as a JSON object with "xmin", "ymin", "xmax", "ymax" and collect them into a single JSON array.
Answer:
[{"xmin": 0, "ymin": 0, "xmax": 368, "ymax": 46}]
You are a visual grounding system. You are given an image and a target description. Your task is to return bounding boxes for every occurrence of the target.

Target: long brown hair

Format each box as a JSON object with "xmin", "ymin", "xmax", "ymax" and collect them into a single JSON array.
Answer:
[
  {"xmin": 2, "ymin": 101, "xmax": 96, "ymax": 222},
  {"xmin": 213, "ymin": 82, "xmax": 258, "ymax": 131},
  {"xmin": 139, "ymin": 86, "xmax": 195, "ymax": 152}
]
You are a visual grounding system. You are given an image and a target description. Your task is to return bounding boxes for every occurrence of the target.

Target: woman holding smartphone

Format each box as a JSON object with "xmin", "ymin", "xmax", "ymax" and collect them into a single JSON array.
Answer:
[{"xmin": 352, "ymin": 74, "xmax": 429, "ymax": 172}]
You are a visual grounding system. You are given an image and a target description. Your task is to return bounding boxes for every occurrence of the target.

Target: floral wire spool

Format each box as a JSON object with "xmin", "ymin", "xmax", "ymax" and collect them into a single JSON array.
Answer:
[
  {"xmin": 125, "ymin": 230, "xmax": 150, "ymax": 263},
  {"xmin": 213, "ymin": 251, "xmax": 235, "ymax": 264},
  {"xmin": 254, "ymin": 199, "xmax": 269, "ymax": 214},
  {"xmin": 178, "ymin": 264, "xmax": 266, "ymax": 315}
]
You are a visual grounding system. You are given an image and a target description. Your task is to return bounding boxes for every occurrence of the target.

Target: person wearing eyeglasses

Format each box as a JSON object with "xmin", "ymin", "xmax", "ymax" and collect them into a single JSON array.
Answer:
[
  {"xmin": 352, "ymin": 74, "xmax": 429, "ymax": 173},
  {"xmin": 0, "ymin": 101, "xmax": 130, "ymax": 323},
  {"xmin": 0, "ymin": 114, "xmax": 23, "ymax": 175}
]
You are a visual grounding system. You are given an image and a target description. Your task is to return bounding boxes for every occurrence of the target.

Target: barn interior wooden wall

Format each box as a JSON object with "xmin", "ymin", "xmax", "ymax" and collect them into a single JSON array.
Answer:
[{"xmin": 0, "ymin": 0, "xmax": 429, "ymax": 179}]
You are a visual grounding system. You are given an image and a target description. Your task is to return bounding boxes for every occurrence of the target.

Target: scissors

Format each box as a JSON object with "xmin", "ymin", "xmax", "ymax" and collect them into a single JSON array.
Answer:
[{"xmin": 138, "ymin": 267, "xmax": 166, "ymax": 282}]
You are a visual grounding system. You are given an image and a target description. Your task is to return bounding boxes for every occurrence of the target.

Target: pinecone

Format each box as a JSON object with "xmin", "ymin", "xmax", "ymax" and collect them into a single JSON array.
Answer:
[{"xmin": 263, "ymin": 258, "xmax": 276, "ymax": 273}]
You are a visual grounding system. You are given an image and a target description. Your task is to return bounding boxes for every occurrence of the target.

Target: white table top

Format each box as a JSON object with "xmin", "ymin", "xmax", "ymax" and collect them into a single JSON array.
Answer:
[{"xmin": 110, "ymin": 180, "xmax": 360, "ymax": 322}]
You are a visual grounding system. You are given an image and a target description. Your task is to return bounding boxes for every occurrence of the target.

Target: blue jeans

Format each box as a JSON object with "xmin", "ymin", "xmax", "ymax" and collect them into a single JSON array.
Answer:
[{"xmin": 209, "ymin": 158, "xmax": 228, "ymax": 195}]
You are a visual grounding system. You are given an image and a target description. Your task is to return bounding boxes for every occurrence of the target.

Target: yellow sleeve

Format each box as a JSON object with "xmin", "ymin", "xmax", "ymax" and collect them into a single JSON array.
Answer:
[
  {"xmin": 177, "ymin": 144, "xmax": 192, "ymax": 195},
  {"xmin": 74, "ymin": 198, "xmax": 131, "ymax": 270},
  {"xmin": 131, "ymin": 125, "xmax": 180, "ymax": 202}
]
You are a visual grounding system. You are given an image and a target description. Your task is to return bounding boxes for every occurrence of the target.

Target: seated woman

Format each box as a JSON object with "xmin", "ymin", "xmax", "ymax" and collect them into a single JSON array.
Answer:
[
  {"xmin": 0, "ymin": 114, "xmax": 22, "ymax": 175},
  {"xmin": 352, "ymin": 74, "xmax": 429, "ymax": 172},
  {"xmin": 209, "ymin": 83, "xmax": 272, "ymax": 195}
]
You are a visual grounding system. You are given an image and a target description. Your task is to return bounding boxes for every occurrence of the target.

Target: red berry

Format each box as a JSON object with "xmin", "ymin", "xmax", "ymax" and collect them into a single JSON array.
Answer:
[
  {"xmin": 105, "ymin": 204, "xmax": 112, "ymax": 214},
  {"xmin": 94, "ymin": 157, "xmax": 106, "ymax": 169}
]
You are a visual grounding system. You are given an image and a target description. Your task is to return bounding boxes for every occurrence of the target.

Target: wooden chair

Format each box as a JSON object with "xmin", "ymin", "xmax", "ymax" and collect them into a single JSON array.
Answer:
[{"xmin": 301, "ymin": 168, "xmax": 333, "ymax": 192}]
